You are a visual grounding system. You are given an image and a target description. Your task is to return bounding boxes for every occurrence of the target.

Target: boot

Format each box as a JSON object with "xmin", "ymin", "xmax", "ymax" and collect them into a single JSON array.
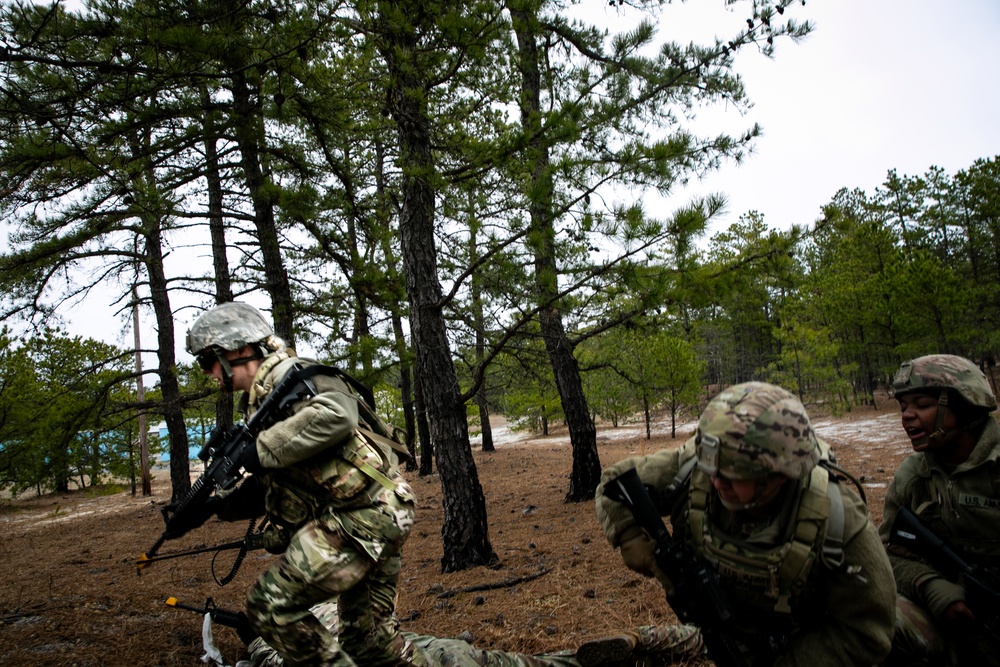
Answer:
[
  {"xmin": 576, "ymin": 631, "xmax": 640, "ymax": 667},
  {"xmin": 634, "ymin": 623, "xmax": 703, "ymax": 660}
]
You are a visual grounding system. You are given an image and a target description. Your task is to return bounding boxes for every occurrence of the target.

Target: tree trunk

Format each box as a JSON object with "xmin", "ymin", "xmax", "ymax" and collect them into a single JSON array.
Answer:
[
  {"xmin": 377, "ymin": 137, "xmax": 418, "ymax": 470},
  {"xmin": 146, "ymin": 226, "xmax": 191, "ymax": 503},
  {"xmin": 510, "ymin": 3, "xmax": 601, "ymax": 502},
  {"xmin": 379, "ymin": 0, "xmax": 496, "ymax": 571},
  {"xmin": 643, "ymin": 395, "xmax": 651, "ymax": 440},
  {"xmin": 130, "ymin": 126, "xmax": 191, "ymax": 503},
  {"xmin": 470, "ymin": 208, "xmax": 494, "ymax": 452},
  {"xmin": 230, "ymin": 69, "xmax": 296, "ymax": 346},
  {"xmin": 414, "ymin": 373, "xmax": 434, "ymax": 476},
  {"xmin": 477, "ymin": 392, "xmax": 494, "ymax": 452},
  {"xmin": 202, "ymin": 100, "xmax": 235, "ymax": 429},
  {"xmin": 394, "ymin": 312, "xmax": 418, "ymax": 471}
]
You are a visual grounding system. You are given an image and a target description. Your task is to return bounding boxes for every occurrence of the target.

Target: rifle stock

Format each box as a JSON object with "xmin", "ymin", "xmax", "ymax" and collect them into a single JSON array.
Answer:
[
  {"xmin": 604, "ymin": 467, "xmax": 760, "ymax": 667},
  {"xmin": 887, "ymin": 506, "xmax": 1000, "ymax": 643}
]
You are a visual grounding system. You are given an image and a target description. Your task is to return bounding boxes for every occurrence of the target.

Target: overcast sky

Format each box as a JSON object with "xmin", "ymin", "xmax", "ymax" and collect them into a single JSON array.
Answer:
[
  {"xmin": 610, "ymin": 0, "xmax": 1000, "ymax": 233},
  {"xmin": 20, "ymin": 0, "xmax": 1000, "ymax": 354}
]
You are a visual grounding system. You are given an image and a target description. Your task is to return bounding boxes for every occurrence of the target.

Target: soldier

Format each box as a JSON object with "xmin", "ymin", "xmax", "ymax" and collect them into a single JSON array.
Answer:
[
  {"xmin": 879, "ymin": 354, "xmax": 1000, "ymax": 666},
  {"xmin": 245, "ymin": 601, "xmax": 704, "ymax": 667},
  {"xmin": 595, "ymin": 381, "xmax": 896, "ymax": 666},
  {"xmin": 186, "ymin": 302, "xmax": 428, "ymax": 667}
]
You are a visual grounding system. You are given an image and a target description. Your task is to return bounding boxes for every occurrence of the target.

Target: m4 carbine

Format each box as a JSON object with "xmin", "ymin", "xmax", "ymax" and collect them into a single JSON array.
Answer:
[
  {"xmin": 887, "ymin": 505, "xmax": 1000, "ymax": 643},
  {"xmin": 604, "ymin": 467, "xmax": 783, "ymax": 667}
]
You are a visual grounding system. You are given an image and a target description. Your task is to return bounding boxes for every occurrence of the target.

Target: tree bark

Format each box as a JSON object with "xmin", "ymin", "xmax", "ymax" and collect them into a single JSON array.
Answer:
[
  {"xmin": 379, "ymin": 0, "xmax": 496, "ymax": 571},
  {"xmin": 510, "ymin": 2, "xmax": 601, "ymax": 502},
  {"xmin": 415, "ymin": 372, "xmax": 434, "ymax": 476},
  {"xmin": 230, "ymin": 69, "xmax": 296, "ymax": 346},
  {"xmin": 148, "ymin": 236, "xmax": 192, "ymax": 504},
  {"xmin": 202, "ymin": 99, "xmax": 235, "ymax": 429},
  {"xmin": 470, "ymin": 208, "xmax": 494, "ymax": 452}
]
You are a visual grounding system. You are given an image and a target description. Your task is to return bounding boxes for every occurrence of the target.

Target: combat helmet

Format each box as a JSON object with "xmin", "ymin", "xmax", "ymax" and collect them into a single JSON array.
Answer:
[
  {"xmin": 186, "ymin": 302, "xmax": 279, "ymax": 390},
  {"xmin": 695, "ymin": 381, "xmax": 821, "ymax": 482},
  {"xmin": 186, "ymin": 302, "xmax": 274, "ymax": 356},
  {"xmin": 892, "ymin": 354, "xmax": 996, "ymax": 447},
  {"xmin": 892, "ymin": 354, "xmax": 996, "ymax": 411}
]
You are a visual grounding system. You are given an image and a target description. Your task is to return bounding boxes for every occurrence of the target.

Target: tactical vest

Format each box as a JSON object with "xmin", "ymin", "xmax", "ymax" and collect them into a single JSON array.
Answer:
[
  {"xmin": 248, "ymin": 355, "xmax": 407, "ymax": 530},
  {"xmin": 681, "ymin": 453, "xmax": 846, "ymax": 627}
]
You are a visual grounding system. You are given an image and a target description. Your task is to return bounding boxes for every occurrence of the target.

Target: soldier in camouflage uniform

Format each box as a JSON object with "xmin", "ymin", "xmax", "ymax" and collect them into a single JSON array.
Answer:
[
  {"xmin": 878, "ymin": 354, "xmax": 1000, "ymax": 666},
  {"xmin": 186, "ymin": 302, "xmax": 428, "ymax": 667},
  {"xmin": 595, "ymin": 382, "xmax": 896, "ymax": 666},
  {"xmin": 246, "ymin": 602, "xmax": 704, "ymax": 667}
]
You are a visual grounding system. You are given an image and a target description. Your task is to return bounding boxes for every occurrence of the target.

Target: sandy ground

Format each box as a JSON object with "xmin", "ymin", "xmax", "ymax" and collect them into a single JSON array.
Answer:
[{"xmin": 0, "ymin": 403, "xmax": 911, "ymax": 666}]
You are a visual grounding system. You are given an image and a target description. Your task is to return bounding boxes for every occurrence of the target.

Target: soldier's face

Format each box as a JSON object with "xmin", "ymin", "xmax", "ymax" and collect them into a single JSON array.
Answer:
[
  {"xmin": 897, "ymin": 392, "xmax": 958, "ymax": 452},
  {"xmin": 201, "ymin": 346, "xmax": 259, "ymax": 393},
  {"xmin": 711, "ymin": 473, "xmax": 788, "ymax": 513}
]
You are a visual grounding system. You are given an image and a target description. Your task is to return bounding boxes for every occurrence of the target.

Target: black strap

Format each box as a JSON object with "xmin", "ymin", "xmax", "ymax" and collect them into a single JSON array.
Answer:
[
  {"xmin": 291, "ymin": 364, "xmax": 376, "ymax": 411},
  {"xmin": 214, "ymin": 518, "xmax": 258, "ymax": 586}
]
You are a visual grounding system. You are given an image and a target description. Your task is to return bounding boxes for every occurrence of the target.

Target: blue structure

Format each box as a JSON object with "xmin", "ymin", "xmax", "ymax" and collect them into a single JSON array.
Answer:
[{"xmin": 153, "ymin": 421, "xmax": 215, "ymax": 463}]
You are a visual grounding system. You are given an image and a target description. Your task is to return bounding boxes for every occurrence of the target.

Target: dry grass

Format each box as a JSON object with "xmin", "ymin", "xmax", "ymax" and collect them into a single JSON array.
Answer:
[{"xmin": 0, "ymin": 399, "xmax": 911, "ymax": 667}]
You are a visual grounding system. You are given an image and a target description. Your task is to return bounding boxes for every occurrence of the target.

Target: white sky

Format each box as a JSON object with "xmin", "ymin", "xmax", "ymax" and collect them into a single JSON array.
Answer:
[{"xmin": 602, "ymin": 0, "xmax": 1000, "ymax": 232}]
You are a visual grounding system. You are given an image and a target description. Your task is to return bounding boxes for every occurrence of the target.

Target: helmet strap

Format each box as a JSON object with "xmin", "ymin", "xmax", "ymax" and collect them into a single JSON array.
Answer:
[
  {"xmin": 216, "ymin": 355, "xmax": 235, "ymax": 392},
  {"xmin": 918, "ymin": 390, "xmax": 959, "ymax": 447},
  {"xmin": 215, "ymin": 348, "xmax": 262, "ymax": 392}
]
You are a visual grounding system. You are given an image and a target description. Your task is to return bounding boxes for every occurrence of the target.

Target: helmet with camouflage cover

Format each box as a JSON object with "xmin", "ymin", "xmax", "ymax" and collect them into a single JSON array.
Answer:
[
  {"xmin": 186, "ymin": 302, "xmax": 275, "ymax": 355},
  {"xmin": 892, "ymin": 354, "xmax": 996, "ymax": 411},
  {"xmin": 695, "ymin": 382, "xmax": 821, "ymax": 481}
]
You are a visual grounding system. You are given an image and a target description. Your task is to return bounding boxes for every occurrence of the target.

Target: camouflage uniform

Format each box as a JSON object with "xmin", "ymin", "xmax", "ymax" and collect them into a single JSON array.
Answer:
[
  {"xmin": 407, "ymin": 624, "xmax": 702, "ymax": 667},
  {"xmin": 878, "ymin": 355, "xmax": 1000, "ymax": 667},
  {"xmin": 187, "ymin": 303, "xmax": 426, "ymax": 667},
  {"xmin": 247, "ymin": 602, "xmax": 704, "ymax": 667},
  {"xmin": 596, "ymin": 382, "xmax": 896, "ymax": 667}
]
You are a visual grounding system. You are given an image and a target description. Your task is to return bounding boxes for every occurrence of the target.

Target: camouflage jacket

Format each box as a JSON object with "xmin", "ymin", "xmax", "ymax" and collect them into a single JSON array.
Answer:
[
  {"xmin": 878, "ymin": 417, "xmax": 1000, "ymax": 613},
  {"xmin": 239, "ymin": 354, "xmax": 403, "ymax": 531},
  {"xmin": 596, "ymin": 440, "xmax": 896, "ymax": 667}
]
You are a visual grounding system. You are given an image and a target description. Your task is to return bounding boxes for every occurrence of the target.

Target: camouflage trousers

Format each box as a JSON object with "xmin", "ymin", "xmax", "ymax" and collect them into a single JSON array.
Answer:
[
  {"xmin": 883, "ymin": 595, "xmax": 1000, "ymax": 667},
  {"xmin": 250, "ymin": 620, "xmax": 702, "ymax": 667},
  {"xmin": 408, "ymin": 624, "xmax": 703, "ymax": 667},
  {"xmin": 246, "ymin": 487, "xmax": 422, "ymax": 667}
]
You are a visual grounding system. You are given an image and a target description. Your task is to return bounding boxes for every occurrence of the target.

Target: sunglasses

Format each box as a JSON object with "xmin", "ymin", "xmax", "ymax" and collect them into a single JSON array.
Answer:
[{"xmin": 196, "ymin": 349, "xmax": 220, "ymax": 372}]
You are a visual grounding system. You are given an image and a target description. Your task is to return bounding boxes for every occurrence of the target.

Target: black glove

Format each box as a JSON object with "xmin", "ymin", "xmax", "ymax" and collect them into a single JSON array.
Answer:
[{"xmin": 237, "ymin": 442, "xmax": 265, "ymax": 475}]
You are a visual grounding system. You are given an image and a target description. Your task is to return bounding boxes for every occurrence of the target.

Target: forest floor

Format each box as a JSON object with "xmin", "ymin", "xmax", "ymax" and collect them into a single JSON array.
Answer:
[{"xmin": 0, "ymin": 396, "xmax": 911, "ymax": 667}]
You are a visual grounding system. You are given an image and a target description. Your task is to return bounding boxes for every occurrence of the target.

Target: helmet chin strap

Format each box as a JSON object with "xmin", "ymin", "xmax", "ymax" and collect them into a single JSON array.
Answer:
[
  {"xmin": 217, "ymin": 355, "xmax": 235, "ymax": 392},
  {"xmin": 216, "ymin": 348, "xmax": 262, "ymax": 393},
  {"xmin": 913, "ymin": 390, "xmax": 958, "ymax": 448}
]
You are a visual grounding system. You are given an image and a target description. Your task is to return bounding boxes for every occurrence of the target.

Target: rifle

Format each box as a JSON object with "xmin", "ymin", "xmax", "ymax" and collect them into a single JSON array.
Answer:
[
  {"xmin": 165, "ymin": 596, "xmax": 256, "ymax": 646},
  {"xmin": 137, "ymin": 365, "xmax": 324, "ymax": 573},
  {"xmin": 604, "ymin": 467, "xmax": 781, "ymax": 667},
  {"xmin": 887, "ymin": 506, "xmax": 1000, "ymax": 644}
]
